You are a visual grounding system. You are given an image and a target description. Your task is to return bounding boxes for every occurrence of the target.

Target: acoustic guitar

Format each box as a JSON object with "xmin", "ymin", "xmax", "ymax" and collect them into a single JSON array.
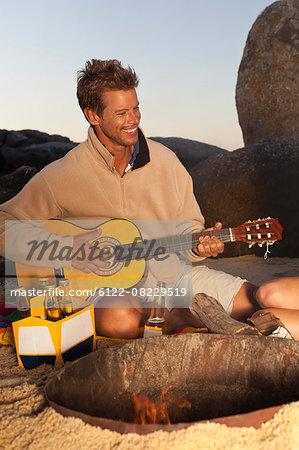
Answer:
[{"xmin": 16, "ymin": 217, "xmax": 283, "ymax": 295}]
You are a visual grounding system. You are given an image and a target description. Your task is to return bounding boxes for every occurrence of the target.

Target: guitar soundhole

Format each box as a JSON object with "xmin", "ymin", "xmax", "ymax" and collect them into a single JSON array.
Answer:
[{"xmin": 92, "ymin": 236, "xmax": 124, "ymax": 277}]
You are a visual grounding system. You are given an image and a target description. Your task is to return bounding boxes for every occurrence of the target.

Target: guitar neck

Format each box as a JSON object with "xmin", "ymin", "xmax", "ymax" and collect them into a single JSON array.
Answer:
[
  {"xmin": 157, "ymin": 228, "xmax": 233, "ymax": 254},
  {"xmin": 117, "ymin": 228, "xmax": 233, "ymax": 262},
  {"xmin": 193, "ymin": 228, "xmax": 233, "ymax": 245}
]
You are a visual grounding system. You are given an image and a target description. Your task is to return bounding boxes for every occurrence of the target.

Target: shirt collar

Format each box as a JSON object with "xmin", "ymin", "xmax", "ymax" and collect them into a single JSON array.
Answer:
[{"xmin": 124, "ymin": 140, "xmax": 140, "ymax": 173}]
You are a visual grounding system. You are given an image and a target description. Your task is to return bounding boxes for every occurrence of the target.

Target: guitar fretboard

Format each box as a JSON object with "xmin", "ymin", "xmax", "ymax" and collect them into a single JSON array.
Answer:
[{"xmin": 114, "ymin": 228, "xmax": 233, "ymax": 262}]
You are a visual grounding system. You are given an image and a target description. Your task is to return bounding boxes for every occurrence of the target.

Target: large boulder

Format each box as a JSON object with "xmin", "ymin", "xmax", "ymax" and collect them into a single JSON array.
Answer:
[
  {"xmin": 1, "ymin": 141, "xmax": 76, "ymax": 174},
  {"xmin": 0, "ymin": 129, "xmax": 77, "ymax": 203},
  {"xmin": 150, "ymin": 137, "xmax": 227, "ymax": 171},
  {"xmin": 0, "ymin": 129, "xmax": 77, "ymax": 174},
  {"xmin": 0, "ymin": 166, "xmax": 38, "ymax": 204},
  {"xmin": 236, "ymin": 0, "xmax": 299, "ymax": 145},
  {"xmin": 0, "ymin": 130, "xmax": 30, "ymax": 148},
  {"xmin": 0, "ymin": 129, "xmax": 73, "ymax": 146},
  {"xmin": 191, "ymin": 137, "xmax": 299, "ymax": 257},
  {"xmin": 20, "ymin": 129, "xmax": 73, "ymax": 145}
]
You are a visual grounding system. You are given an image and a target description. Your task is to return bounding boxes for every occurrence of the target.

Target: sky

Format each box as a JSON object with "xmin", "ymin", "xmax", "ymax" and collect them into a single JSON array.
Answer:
[{"xmin": 0, "ymin": 0, "xmax": 273, "ymax": 150}]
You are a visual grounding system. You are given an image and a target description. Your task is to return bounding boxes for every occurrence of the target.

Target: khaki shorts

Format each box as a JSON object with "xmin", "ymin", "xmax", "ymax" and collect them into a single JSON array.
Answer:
[
  {"xmin": 191, "ymin": 265, "xmax": 246, "ymax": 315},
  {"xmin": 138, "ymin": 264, "xmax": 246, "ymax": 315}
]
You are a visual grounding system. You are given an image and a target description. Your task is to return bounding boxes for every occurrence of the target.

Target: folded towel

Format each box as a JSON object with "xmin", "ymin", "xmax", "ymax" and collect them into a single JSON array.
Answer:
[{"xmin": 0, "ymin": 326, "xmax": 14, "ymax": 346}]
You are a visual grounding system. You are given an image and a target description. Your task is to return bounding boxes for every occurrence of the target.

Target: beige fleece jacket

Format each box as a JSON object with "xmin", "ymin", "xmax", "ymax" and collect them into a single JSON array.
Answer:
[{"xmin": 0, "ymin": 127, "xmax": 205, "ymax": 266}]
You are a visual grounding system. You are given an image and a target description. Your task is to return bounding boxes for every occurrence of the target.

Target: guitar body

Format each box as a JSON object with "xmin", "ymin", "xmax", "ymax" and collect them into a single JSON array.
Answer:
[{"xmin": 16, "ymin": 219, "xmax": 146, "ymax": 294}]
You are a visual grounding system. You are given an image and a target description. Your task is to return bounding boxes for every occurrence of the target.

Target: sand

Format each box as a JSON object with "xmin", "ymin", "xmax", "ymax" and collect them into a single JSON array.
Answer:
[
  {"xmin": 1, "ymin": 255, "xmax": 299, "ymax": 449},
  {"xmin": 196, "ymin": 254, "xmax": 299, "ymax": 285}
]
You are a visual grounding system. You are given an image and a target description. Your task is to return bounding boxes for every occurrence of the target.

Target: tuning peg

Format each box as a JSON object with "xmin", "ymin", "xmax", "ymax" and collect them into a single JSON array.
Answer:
[
  {"xmin": 248, "ymin": 243, "xmax": 253, "ymax": 248},
  {"xmin": 258, "ymin": 243, "xmax": 263, "ymax": 247}
]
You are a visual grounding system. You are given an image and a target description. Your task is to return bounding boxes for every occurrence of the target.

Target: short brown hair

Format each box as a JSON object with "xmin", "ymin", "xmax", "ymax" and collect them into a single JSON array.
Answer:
[{"xmin": 77, "ymin": 59, "xmax": 139, "ymax": 117}]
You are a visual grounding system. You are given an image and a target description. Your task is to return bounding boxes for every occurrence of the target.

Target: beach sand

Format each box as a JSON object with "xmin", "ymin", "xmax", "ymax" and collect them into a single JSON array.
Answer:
[
  {"xmin": 1, "ymin": 255, "xmax": 299, "ymax": 449},
  {"xmin": 197, "ymin": 254, "xmax": 299, "ymax": 285}
]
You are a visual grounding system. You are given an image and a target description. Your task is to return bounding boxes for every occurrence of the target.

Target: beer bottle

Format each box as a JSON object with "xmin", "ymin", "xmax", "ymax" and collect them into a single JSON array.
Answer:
[
  {"xmin": 143, "ymin": 281, "xmax": 167, "ymax": 337},
  {"xmin": 38, "ymin": 277, "xmax": 50, "ymax": 293},
  {"xmin": 37, "ymin": 277, "xmax": 50, "ymax": 319},
  {"xmin": 45, "ymin": 285, "xmax": 61, "ymax": 322},
  {"xmin": 58, "ymin": 278, "xmax": 73, "ymax": 318},
  {"xmin": 16, "ymin": 287, "xmax": 31, "ymax": 319}
]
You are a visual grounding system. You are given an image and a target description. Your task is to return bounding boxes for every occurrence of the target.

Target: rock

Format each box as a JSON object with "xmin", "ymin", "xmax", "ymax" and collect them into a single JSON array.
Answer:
[
  {"xmin": 236, "ymin": 0, "xmax": 299, "ymax": 145},
  {"xmin": 1, "ymin": 141, "xmax": 76, "ymax": 174},
  {"xmin": 0, "ymin": 129, "xmax": 77, "ymax": 175},
  {"xmin": 191, "ymin": 137, "xmax": 299, "ymax": 257},
  {"xmin": 150, "ymin": 137, "xmax": 227, "ymax": 171},
  {"xmin": 0, "ymin": 130, "xmax": 30, "ymax": 147},
  {"xmin": 19, "ymin": 129, "xmax": 73, "ymax": 145},
  {"xmin": 0, "ymin": 130, "xmax": 8, "ymax": 145},
  {"xmin": 0, "ymin": 166, "xmax": 38, "ymax": 204}
]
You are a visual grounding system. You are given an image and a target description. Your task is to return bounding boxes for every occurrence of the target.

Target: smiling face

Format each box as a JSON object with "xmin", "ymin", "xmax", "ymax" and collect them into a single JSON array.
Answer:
[{"xmin": 86, "ymin": 89, "xmax": 141, "ymax": 152}]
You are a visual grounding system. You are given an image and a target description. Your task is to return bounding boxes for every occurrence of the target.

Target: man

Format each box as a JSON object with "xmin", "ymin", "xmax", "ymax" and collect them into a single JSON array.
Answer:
[{"xmin": 1, "ymin": 59, "xmax": 298, "ymax": 338}]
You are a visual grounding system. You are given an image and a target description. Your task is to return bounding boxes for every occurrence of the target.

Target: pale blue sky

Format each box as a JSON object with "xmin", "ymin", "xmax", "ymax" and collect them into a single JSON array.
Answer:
[{"xmin": 0, "ymin": 1, "xmax": 272, "ymax": 150}]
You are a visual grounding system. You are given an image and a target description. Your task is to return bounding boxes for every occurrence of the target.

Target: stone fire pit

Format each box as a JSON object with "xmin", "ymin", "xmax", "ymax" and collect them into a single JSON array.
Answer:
[{"xmin": 45, "ymin": 334, "xmax": 299, "ymax": 434}]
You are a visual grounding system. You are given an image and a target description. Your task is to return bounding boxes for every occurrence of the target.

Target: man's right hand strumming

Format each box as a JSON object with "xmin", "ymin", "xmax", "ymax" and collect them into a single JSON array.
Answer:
[{"xmin": 72, "ymin": 229, "xmax": 111, "ymax": 273}]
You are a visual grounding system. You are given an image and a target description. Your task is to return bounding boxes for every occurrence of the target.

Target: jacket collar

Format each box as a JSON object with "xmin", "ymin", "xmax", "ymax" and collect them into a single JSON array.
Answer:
[
  {"xmin": 134, "ymin": 128, "xmax": 150, "ymax": 170},
  {"xmin": 87, "ymin": 126, "xmax": 150, "ymax": 171}
]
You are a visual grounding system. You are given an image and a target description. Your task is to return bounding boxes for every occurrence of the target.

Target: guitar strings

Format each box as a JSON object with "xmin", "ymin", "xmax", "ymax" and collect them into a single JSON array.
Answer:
[{"xmin": 114, "ymin": 229, "xmax": 232, "ymax": 261}]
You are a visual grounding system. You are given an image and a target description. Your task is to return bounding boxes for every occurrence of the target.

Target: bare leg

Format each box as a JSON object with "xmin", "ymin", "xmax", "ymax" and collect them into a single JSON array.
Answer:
[
  {"xmin": 94, "ymin": 293, "xmax": 145, "ymax": 339},
  {"xmin": 230, "ymin": 282, "xmax": 259, "ymax": 322},
  {"xmin": 231, "ymin": 280, "xmax": 299, "ymax": 339},
  {"xmin": 256, "ymin": 277, "xmax": 299, "ymax": 310}
]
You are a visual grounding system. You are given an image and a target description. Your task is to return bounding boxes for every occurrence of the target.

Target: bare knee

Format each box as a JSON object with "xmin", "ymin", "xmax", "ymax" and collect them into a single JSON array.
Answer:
[
  {"xmin": 256, "ymin": 281, "xmax": 284, "ymax": 308},
  {"xmin": 94, "ymin": 296, "xmax": 145, "ymax": 338}
]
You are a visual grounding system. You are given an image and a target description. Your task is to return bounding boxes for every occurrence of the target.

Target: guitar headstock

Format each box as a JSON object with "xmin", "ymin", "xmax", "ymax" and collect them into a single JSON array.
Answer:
[{"xmin": 231, "ymin": 217, "xmax": 283, "ymax": 247}]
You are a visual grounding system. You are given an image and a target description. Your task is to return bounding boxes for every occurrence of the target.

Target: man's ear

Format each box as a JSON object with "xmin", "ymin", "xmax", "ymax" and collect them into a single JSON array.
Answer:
[{"xmin": 84, "ymin": 108, "xmax": 101, "ymax": 125}]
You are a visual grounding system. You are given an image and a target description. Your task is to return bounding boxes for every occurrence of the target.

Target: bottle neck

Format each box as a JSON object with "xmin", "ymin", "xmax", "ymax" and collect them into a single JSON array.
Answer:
[
  {"xmin": 45, "ymin": 291, "xmax": 59, "ymax": 308},
  {"xmin": 149, "ymin": 305, "xmax": 165, "ymax": 321}
]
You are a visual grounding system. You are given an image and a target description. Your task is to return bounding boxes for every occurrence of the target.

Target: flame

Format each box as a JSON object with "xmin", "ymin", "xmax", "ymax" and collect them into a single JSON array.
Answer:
[{"xmin": 132, "ymin": 384, "xmax": 191, "ymax": 425}]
